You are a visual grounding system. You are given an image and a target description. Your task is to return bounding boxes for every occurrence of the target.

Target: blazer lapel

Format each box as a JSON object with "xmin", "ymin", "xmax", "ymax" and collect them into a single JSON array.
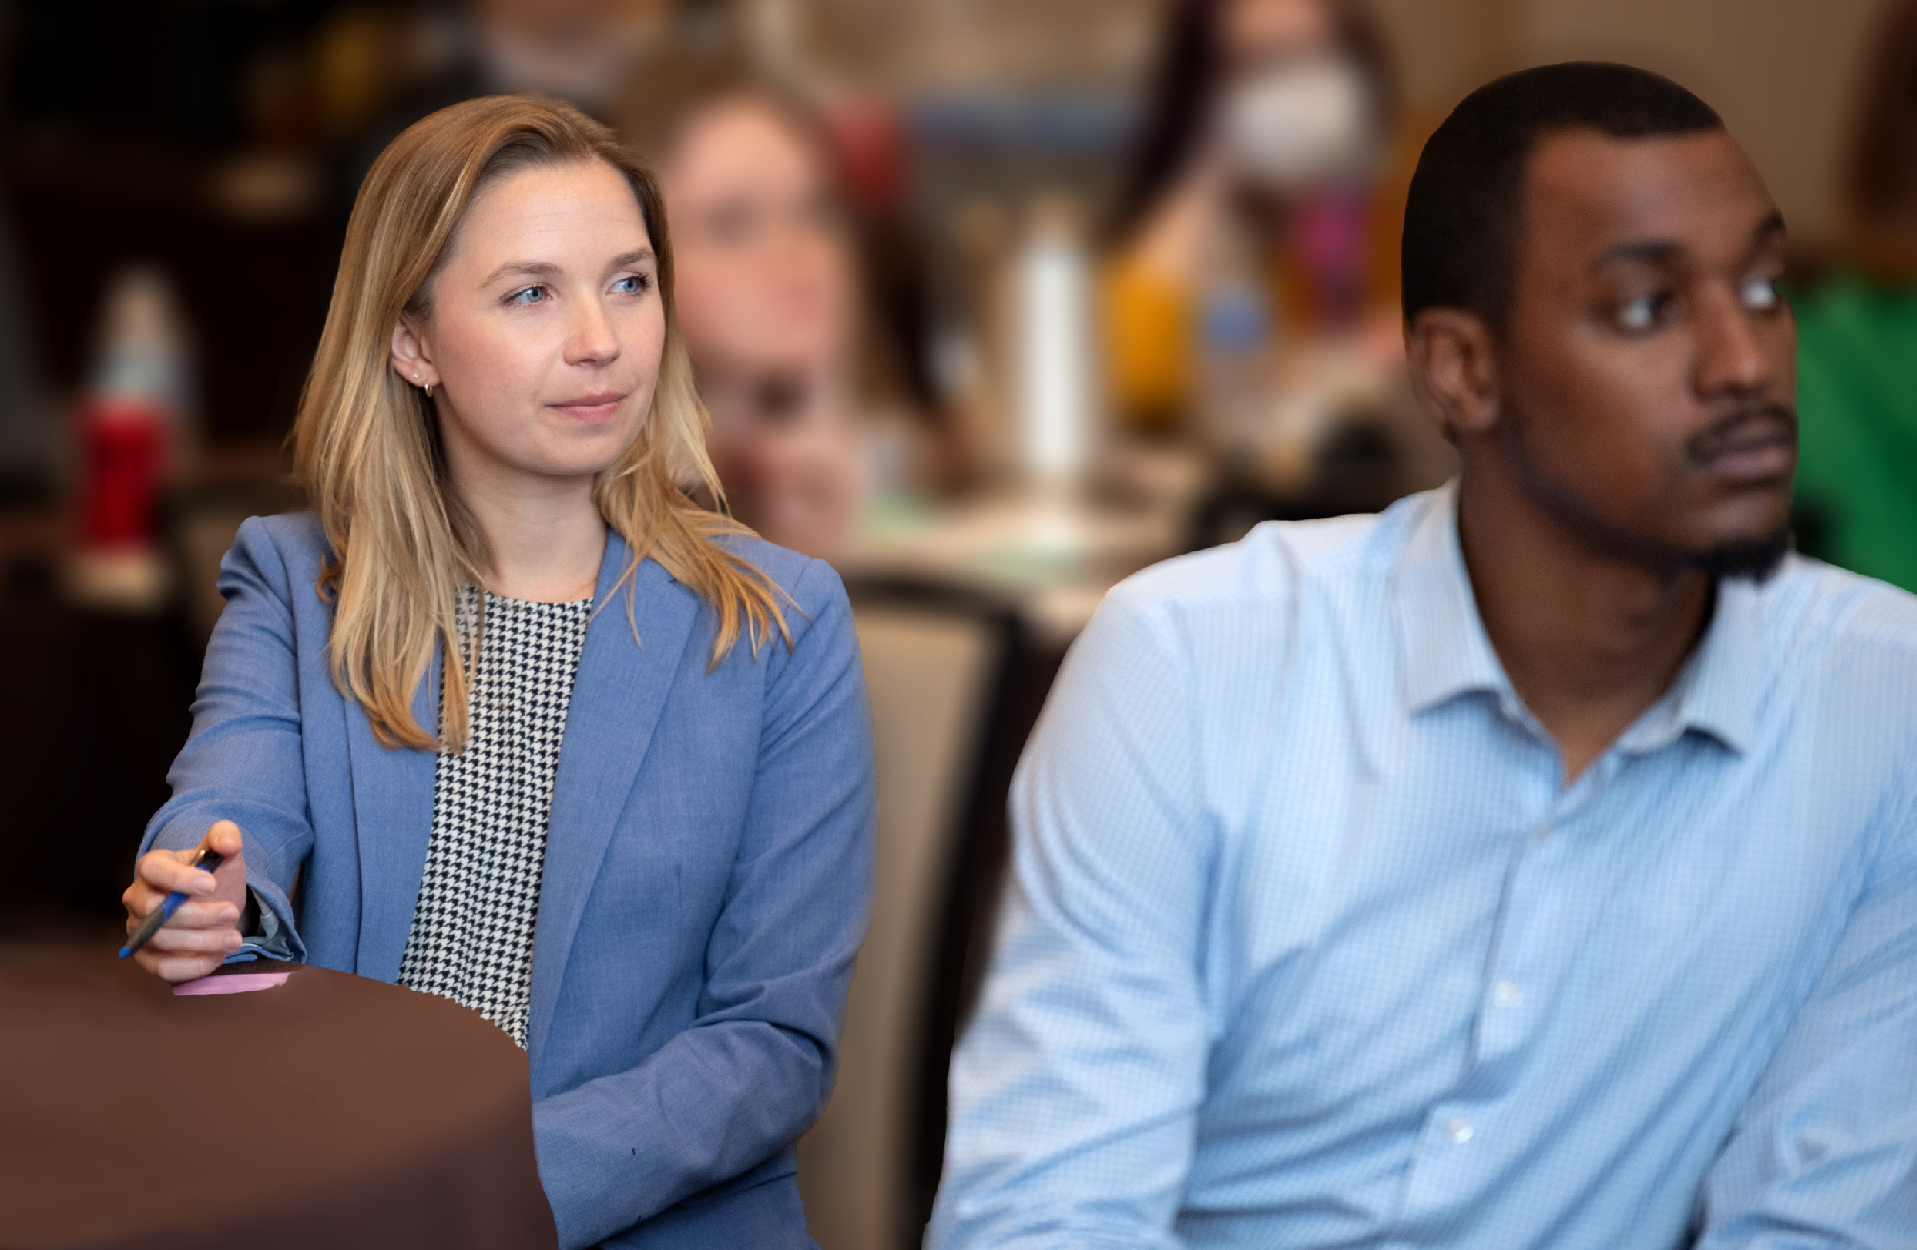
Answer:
[
  {"xmin": 347, "ymin": 644, "xmax": 442, "ymax": 981},
  {"xmin": 527, "ymin": 531, "xmax": 700, "ymax": 1058}
]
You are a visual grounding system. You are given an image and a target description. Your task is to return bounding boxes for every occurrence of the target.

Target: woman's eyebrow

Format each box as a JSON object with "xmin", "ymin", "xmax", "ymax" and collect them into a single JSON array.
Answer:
[
  {"xmin": 481, "ymin": 249, "xmax": 655, "ymax": 286},
  {"xmin": 481, "ymin": 260, "xmax": 562, "ymax": 286}
]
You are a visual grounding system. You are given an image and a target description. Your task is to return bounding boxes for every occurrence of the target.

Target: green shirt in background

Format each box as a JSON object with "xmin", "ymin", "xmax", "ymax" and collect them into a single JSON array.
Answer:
[{"xmin": 1793, "ymin": 273, "xmax": 1917, "ymax": 594}]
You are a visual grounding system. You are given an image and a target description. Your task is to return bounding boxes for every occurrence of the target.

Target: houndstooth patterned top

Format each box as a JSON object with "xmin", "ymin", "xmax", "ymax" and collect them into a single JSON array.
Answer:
[{"xmin": 397, "ymin": 585, "xmax": 592, "ymax": 1048}]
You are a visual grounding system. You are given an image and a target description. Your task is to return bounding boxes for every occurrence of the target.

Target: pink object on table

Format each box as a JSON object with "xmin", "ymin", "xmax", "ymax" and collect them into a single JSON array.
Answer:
[{"xmin": 173, "ymin": 970, "xmax": 292, "ymax": 996}]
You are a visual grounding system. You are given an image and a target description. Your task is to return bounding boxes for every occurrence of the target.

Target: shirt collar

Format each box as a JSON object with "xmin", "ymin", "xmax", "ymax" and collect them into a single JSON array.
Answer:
[
  {"xmin": 1392, "ymin": 480, "xmax": 1764, "ymax": 755},
  {"xmin": 1621, "ymin": 576, "xmax": 1763, "ymax": 756},
  {"xmin": 1394, "ymin": 481, "xmax": 1515, "ymax": 715}
]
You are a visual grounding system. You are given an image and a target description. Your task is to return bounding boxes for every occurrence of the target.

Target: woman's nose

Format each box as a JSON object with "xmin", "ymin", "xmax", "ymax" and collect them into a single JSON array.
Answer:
[{"xmin": 565, "ymin": 297, "xmax": 622, "ymax": 367}]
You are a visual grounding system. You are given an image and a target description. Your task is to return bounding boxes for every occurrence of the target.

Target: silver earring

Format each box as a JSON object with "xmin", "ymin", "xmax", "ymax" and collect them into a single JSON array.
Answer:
[{"xmin": 425, "ymin": 383, "xmax": 433, "ymax": 398}]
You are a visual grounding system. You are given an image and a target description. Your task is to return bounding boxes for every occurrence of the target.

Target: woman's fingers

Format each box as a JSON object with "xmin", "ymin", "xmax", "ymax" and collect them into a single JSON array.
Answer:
[
  {"xmin": 123, "ymin": 898, "xmax": 239, "ymax": 932},
  {"xmin": 201, "ymin": 822, "xmax": 249, "ymax": 916},
  {"xmin": 122, "ymin": 824, "xmax": 251, "ymax": 983},
  {"xmin": 134, "ymin": 947, "xmax": 227, "ymax": 984},
  {"xmin": 135, "ymin": 920, "xmax": 242, "ymax": 953},
  {"xmin": 132, "ymin": 847, "xmax": 221, "ymax": 901},
  {"xmin": 204, "ymin": 819, "xmax": 244, "ymax": 857}
]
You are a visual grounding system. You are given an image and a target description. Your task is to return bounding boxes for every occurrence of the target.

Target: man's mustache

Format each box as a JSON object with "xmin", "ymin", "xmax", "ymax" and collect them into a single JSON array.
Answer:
[{"xmin": 1685, "ymin": 405, "xmax": 1798, "ymax": 466}]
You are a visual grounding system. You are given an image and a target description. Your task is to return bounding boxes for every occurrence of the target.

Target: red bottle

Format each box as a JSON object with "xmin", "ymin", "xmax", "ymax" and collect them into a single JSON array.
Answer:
[{"xmin": 77, "ymin": 395, "xmax": 166, "ymax": 549}]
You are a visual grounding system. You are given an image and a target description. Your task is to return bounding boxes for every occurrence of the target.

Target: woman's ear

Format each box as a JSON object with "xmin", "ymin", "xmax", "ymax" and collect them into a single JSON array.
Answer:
[
  {"xmin": 389, "ymin": 316, "xmax": 439, "ymax": 393},
  {"xmin": 1406, "ymin": 309, "xmax": 1501, "ymax": 442}
]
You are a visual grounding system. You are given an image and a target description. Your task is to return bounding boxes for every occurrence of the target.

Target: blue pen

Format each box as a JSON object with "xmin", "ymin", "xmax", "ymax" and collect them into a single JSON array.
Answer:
[{"xmin": 119, "ymin": 847, "xmax": 227, "ymax": 958}]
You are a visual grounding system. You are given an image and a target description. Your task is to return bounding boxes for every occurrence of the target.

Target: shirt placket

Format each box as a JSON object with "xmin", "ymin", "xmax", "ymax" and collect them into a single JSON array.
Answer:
[{"xmin": 1391, "ymin": 716, "xmax": 1620, "ymax": 1238}]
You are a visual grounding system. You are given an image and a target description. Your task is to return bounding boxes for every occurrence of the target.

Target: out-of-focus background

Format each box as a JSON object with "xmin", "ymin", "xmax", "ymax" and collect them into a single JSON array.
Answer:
[{"xmin": 5, "ymin": 1, "xmax": 1915, "ymax": 1245}]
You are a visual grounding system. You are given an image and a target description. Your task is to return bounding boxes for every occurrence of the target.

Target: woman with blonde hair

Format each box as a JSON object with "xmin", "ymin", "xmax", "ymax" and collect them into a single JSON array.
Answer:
[{"xmin": 120, "ymin": 93, "xmax": 876, "ymax": 1249}]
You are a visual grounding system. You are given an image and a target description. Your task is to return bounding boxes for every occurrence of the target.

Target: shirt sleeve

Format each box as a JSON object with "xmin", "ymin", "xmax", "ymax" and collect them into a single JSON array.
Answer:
[
  {"xmin": 929, "ymin": 586, "xmax": 1214, "ymax": 1250},
  {"xmin": 139, "ymin": 516, "xmax": 313, "ymax": 963},
  {"xmin": 1693, "ymin": 773, "xmax": 1917, "ymax": 1246},
  {"xmin": 238, "ymin": 884, "xmax": 299, "ymax": 962}
]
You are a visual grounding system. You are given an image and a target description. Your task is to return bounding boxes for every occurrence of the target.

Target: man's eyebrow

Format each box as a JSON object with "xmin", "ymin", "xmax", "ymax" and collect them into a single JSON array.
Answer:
[
  {"xmin": 1751, "ymin": 212, "xmax": 1787, "ymax": 248},
  {"xmin": 1590, "ymin": 213, "xmax": 1788, "ymax": 274},
  {"xmin": 1591, "ymin": 238, "xmax": 1682, "ymax": 271}
]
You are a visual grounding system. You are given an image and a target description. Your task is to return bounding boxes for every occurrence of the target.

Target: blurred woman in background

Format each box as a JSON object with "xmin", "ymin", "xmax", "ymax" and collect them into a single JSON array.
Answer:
[
  {"xmin": 620, "ymin": 59, "xmax": 893, "ymax": 565},
  {"xmin": 1103, "ymin": 0, "xmax": 1448, "ymax": 519},
  {"xmin": 1791, "ymin": 0, "xmax": 1917, "ymax": 594},
  {"xmin": 1105, "ymin": 0, "xmax": 1402, "ymax": 418}
]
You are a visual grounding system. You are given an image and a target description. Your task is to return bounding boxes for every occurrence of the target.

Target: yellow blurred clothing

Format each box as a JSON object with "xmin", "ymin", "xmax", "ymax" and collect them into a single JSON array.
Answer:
[
  {"xmin": 1103, "ymin": 259, "xmax": 1195, "ymax": 431},
  {"xmin": 1101, "ymin": 129, "xmax": 1422, "ymax": 433}
]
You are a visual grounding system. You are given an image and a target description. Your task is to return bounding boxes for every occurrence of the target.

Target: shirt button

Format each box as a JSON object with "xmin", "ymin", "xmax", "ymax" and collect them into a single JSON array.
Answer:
[
  {"xmin": 1446, "ymin": 1116, "xmax": 1474, "ymax": 1144},
  {"xmin": 1494, "ymin": 980, "xmax": 1523, "ymax": 1007}
]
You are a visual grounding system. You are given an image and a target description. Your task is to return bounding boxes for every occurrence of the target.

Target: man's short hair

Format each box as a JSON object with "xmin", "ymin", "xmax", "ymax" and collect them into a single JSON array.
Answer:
[{"xmin": 1402, "ymin": 62, "xmax": 1724, "ymax": 332}]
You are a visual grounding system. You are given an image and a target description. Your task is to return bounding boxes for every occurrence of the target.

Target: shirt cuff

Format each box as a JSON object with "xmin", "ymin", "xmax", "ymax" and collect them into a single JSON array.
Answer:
[{"xmin": 234, "ymin": 884, "xmax": 298, "ymax": 962}]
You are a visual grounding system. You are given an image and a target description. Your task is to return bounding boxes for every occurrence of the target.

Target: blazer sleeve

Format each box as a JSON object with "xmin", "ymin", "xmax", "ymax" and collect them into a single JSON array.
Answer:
[
  {"xmin": 531, "ymin": 558, "xmax": 878, "ymax": 1246},
  {"xmin": 139, "ymin": 516, "xmax": 314, "ymax": 962}
]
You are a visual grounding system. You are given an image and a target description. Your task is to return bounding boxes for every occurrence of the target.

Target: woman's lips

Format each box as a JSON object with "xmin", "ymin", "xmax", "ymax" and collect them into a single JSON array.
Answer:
[{"xmin": 550, "ymin": 393, "xmax": 625, "ymax": 425}]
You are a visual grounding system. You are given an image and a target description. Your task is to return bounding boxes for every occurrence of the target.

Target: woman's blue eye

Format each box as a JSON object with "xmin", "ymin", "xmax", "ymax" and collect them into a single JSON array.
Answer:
[
  {"xmin": 509, "ymin": 285, "xmax": 548, "ymax": 305},
  {"xmin": 613, "ymin": 274, "xmax": 652, "ymax": 296},
  {"xmin": 1741, "ymin": 275, "xmax": 1781, "ymax": 312}
]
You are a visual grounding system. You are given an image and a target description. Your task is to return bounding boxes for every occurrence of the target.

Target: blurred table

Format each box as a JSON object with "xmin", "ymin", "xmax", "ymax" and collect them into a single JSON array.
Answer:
[
  {"xmin": 847, "ymin": 439, "xmax": 1210, "ymax": 644},
  {"xmin": 0, "ymin": 951, "xmax": 556, "ymax": 1250}
]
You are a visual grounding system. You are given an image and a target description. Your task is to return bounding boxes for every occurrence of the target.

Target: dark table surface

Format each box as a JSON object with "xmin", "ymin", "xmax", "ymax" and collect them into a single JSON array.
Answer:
[{"xmin": 0, "ymin": 948, "xmax": 557, "ymax": 1250}]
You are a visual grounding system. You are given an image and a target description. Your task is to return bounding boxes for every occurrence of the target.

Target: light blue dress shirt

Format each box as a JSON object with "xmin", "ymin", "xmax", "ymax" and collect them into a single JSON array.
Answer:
[{"xmin": 930, "ymin": 483, "xmax": 1917, "ymax": 1250}]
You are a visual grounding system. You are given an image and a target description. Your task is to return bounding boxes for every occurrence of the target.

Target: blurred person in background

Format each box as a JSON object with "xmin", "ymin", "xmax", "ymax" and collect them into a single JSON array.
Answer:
[
  {"xmin": 1104, "ymin": 0, "xmax": 1402, "ymax": 412},
  {"xmin": 1791, "ymin": 0, "xmax": 1917, "ymax": 593},
  {"xmin": 620, "ymin": 58, "xmax": 903, "ymax": 564},
  {"xmin": 1104, "ymin": 0, "xmax": 1449, "ymax": 516},
  {"xmin": 340, "ymin": 0, "xmax": 668, "ymax": 215}
]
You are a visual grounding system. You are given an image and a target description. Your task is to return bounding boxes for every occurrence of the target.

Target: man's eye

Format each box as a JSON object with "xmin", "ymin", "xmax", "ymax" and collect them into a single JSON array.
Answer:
[
  {"xmin": 508, "ymin": 285, "xmax": 548, "ymax": 305},
  {"xmin": 1741, "ymin": 275, "xmax": 1781, "ymax": 312},
  {"xmin": 1616, "ymin": 294, "xmax": 1673, "ymax": 332}
]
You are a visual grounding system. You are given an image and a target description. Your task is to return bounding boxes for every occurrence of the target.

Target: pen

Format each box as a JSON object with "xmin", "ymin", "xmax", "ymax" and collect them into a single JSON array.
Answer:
[{"xmin": 119, "ymin": 847, "xmax": 227, "ymax": 959}]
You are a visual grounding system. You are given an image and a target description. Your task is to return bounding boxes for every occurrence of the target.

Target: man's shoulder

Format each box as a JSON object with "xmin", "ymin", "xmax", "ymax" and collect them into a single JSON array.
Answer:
[
  {"xmin": 1108, "ymin": 493, "xmax": 1425, "ymax": 622},
  {"xmin": 1758, "ymin": 557, "xmax": 1917, "ymax": 735},
  {"xmin": 1765, "ymin": 555, "xmax": 1917, "ymax": 660}
]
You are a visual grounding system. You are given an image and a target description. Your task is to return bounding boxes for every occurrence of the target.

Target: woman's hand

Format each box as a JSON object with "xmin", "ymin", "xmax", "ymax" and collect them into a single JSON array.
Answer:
[{"xmin": 122, "ymin": 820, "xmax": 249, "ymax": 983}]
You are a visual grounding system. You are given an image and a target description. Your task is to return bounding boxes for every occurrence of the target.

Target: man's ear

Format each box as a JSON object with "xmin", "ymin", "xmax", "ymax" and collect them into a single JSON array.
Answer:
[
  {"xmin": 1406, "ymin": 308, "xmax": 1501, "ymax": 441},
  {"xmin": 389, "ymin": 316, "xmax": 439, "ymax": 392}
]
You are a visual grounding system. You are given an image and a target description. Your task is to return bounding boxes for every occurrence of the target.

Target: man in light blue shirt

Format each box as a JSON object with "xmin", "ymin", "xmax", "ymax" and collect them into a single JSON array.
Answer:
[{"xmin": 930, "ymin": 64, "xmax": 1917, "ymax": 1250}]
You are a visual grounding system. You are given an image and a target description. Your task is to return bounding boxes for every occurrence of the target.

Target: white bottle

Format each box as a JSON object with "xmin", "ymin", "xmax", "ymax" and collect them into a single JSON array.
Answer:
[{"xmin": 1010, "ymin": 195, "xmax": 1097, "ymax": 490}]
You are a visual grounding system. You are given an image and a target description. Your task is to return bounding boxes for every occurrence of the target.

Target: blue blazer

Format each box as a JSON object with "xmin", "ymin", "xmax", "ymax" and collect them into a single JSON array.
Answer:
[{"xmin": 140, "ymin": 513, "xmax": 877, "ymax": 1250}]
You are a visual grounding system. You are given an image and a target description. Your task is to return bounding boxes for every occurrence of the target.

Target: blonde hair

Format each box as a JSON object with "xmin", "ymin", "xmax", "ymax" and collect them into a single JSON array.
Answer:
[{"xmin": 294, "ymin": 93, "xmax": 789, "ymax": 753}]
